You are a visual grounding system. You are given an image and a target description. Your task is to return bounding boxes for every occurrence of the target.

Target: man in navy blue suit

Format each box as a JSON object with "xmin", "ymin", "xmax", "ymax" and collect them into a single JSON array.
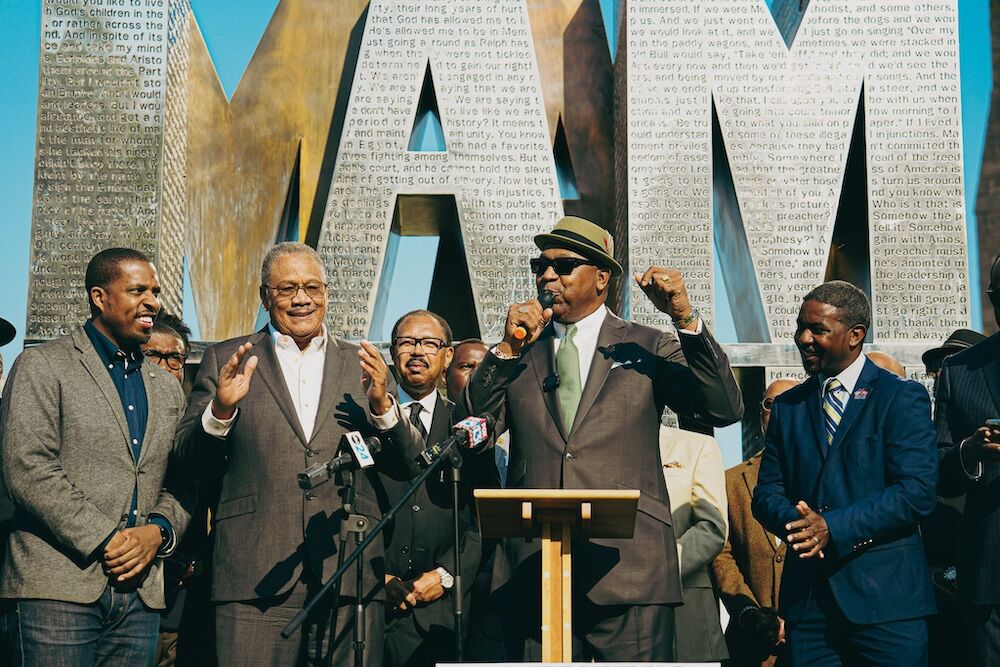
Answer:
[{"xmin": 752, "ymin": 281, "xmax": 938, "ymax": 666}]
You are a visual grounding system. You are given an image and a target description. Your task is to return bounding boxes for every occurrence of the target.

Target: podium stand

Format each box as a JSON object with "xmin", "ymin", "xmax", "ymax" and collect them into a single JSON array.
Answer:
[{"xmin": 474, "ymin": 489, "xmax": 640, "ymax": 662}]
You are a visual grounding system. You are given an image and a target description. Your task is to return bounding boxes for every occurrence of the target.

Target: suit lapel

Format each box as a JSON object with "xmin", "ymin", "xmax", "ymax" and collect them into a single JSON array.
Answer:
[
  {"xmin": 252, "ymin": 329, "xmax": 308, "ymax": 446},
  {"xmin": 802, "ymin": 375, "xmax": 826, "ymax": 459},
  {"xmin": 828, "ymin": 358, "xmax": 878, "ymax": 452},
  {"xmin": 428, "ymin": 394, "xmax": 454, "ymax": 446},
  {"xmin": 530, "ymin": 326, "xmax": 567, "ymax": 442},
  {"xmin": 137, "ymin": 363, "xmax": 158, "ymax": 466},
  {"xmin": 74, "ymin": 328, "xmax": 132, "ymax": 456},
  {"xmin": 570, "ymin": 314, "xmax": 627, "ymax": 435},
  {"xmin": 982, "ymin": 339, "xmax": 1000, "ymax": 416},
  {"xmin": 308, "ymin": 335, "xmax": 346, "ymax": 443}
]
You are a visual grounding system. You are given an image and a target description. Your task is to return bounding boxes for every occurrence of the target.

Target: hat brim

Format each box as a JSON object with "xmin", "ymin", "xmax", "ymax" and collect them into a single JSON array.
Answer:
[
  {"xmin": 0, "ymin": 318, "xmax": 15, "ymax": 347},
  {"xmin": 921, "ymin": 345, "xmax": 962, "ymax": 370},
  {"xmin": 533, "ymin": 233, "xmax": 623, "ymax": 277}
]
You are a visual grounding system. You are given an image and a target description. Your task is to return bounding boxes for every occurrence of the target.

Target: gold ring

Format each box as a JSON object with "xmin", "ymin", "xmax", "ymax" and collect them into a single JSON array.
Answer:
[
  {"xmin": 660, "ymin": 275, "xmax": 670, "ymax": 282},
  {"xmin": 813, "ymin": 536, "xmax": 819, "ymax": 544},
  {"xmin": 518, "ymin": 306, "xmax": 529, "ymax": 314}
]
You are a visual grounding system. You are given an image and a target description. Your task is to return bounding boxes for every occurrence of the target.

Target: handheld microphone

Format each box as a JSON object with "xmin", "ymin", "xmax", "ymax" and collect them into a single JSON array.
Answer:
[
  {"xmin": 512, "ymin": 291, "xmax": 555, "ymax": 341},
  {"xmin": 416, "ymin": 415, "xmax": 495, "ymax": 468},
  {"xmin": 298, "ymin": 432, "xmax": 381, "ymax": 489}
]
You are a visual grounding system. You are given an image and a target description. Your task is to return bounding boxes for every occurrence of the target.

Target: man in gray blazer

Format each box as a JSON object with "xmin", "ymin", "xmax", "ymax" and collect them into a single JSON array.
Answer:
[
  {"xmin": 1, "ymin": 248, "xmax": 191, "ymax": 666},
  {"xmin": 659, "ymin": 426, "xmax": 729, "ymax": 661},
  {"xmin": 175, "ymin": 242, "xmax": 423, "ymax": 666},
  {"xmin": 458, "ymin": 217, "xmax": 743, "ymax": 661}
]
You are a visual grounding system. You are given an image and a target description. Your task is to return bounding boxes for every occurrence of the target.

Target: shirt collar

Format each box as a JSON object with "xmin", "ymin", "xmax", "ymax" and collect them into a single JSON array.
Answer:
[
  {"xmin": 820, "ymin": 352, "xmax": 868, "ymax": 396},
  {"xmin": 268, "ymin": 323, "xmax": 328, "ymax": 352},
  {"xmin": 84, "ymin": 319, "xmax": 143, "ymax": 367},
  {"xmin": 553, "ymin": 305, "xmax": 607, "ymax": 339}
]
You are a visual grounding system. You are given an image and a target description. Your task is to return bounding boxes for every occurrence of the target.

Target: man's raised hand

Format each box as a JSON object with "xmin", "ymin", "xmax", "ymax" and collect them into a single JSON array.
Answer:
[
  {"xmin": 212, "ymin": 342, "xmax": 258, "ymax": 420},
  {"xmin": 360, "ymin": 341, "xmax": 392, "ymax": 416},
  {"xmin": 497, "ymin": 298, "xmax": 552, "ymax": 358}
]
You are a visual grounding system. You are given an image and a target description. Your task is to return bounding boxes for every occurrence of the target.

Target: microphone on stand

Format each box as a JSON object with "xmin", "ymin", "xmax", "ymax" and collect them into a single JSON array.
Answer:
[
  {"xmin": 298, "ymin": 432, "xmax": 380, "ymax": 489},
  {"xmin": 416, "ymin": 415, "xmax": 495, "ymax": 468},
  {"xmin": 512, "ymin": 290, "xmax": 555, "ymax": 341}
]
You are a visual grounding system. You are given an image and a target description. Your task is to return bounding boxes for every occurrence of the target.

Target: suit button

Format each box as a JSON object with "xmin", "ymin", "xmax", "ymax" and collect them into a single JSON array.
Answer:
[
  {"xmin": 564, "ymin": 452, "xmax": 574, "ymax": 461},
  {"xmin": 306, "ymin": 448, "xmax": 318, "ymax": 457},
  {"xmin": 412, "ymin": 505, "xmax": 421, "ymax": 512},
  {"xmin": 305, "ymin": 492, "xmax": 317, "ymax": 501},
  {"xmin": 775, "ymin": 555, "xmax": 783, "ymax": 563},
  {"xmin": 401, "ymin": 546, "xmax": 409, "ymax": 554}
]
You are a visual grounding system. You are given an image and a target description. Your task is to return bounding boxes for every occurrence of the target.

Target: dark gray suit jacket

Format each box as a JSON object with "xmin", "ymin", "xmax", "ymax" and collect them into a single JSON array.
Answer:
[
  {"xmin": 936, "ymin": 333, "xmax": 1000, "ymax": 604},
  {"xmin": 460, "ymin": 312, "xmax": 743, "ymax": 606},
  {"xmin": 1, "ymin": 327, "xmax": 190, "ymax": 608},
  {"xmin": 381, "ymin": 394, "xmax": 483, "ymax": 660},
  {"xmin": 175, "ymin": 329, "xmax": 424, "ymax": 603}
]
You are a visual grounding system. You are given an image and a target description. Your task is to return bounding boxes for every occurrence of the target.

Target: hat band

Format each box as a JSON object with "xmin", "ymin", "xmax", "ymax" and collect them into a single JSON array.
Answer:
[{"xmin": 548, "ymin": 229, "xmax": 611, "ymax": 258}]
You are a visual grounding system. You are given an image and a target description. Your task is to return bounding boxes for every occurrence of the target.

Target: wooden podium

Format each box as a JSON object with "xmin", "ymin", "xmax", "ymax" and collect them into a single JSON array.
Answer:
[{"xmin": 474, "ymin": 489, "xmax": 640, "ymax": 662}]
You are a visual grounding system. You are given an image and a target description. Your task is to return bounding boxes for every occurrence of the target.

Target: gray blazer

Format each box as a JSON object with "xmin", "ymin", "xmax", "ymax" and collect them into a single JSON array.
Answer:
[
  {"xmin": 460, "ymin": 313, "xmax": 743, "ymax": 607},
  {"xmin": 175, "ymin": 329, "xmax": 424, "ymax": 603},
  {"xmin": 660, "ymin": 426, "xmax": 729, "ymax": 661},
  {"xmin": 0, "ymin": 327, "xmax": 190, "ymax": 609}
]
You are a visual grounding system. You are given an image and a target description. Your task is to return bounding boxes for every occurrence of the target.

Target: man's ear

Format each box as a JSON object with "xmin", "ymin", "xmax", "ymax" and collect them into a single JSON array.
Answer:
[
  {"xmin": 443, "ymin": 346, "xmax": 455, "ymax": 369},
  {"xmin": 90, "ymin": 287, "xmax": 107, "ymax": 316},
  {"xmin": 595, "ymin": 268, "xmax": 611, "ymax": 293},
  {"xmin": 849, "ymin": 324, "xmax": 867, "ymax": 348},
  {"xmin": 259, "ymin": 285, "xmax": 271, "ymax": 312}
]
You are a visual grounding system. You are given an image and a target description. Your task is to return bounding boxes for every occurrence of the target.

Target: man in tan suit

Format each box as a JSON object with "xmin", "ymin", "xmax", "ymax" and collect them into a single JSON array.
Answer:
[
  {"xmin": 712, "ymin": 378, "xmax": 797, "ymax": 666},
  {"xmin": 659, "ymin": 426, "xmax": 728, "ymax": 662}
]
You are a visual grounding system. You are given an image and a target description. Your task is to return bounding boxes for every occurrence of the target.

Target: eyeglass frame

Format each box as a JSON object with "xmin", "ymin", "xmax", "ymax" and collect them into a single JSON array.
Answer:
[
  {"xmin": 529, "ymin": 256, "xmax": 597, "ymax": 276},
  {"xmin": 263, "ymin": 282, "xmax": 328, "ymax": 300},
  {"xmin": 143, "ymin": 349, "xmax": 188, "ymax": 371},
  {"xmin": 393, "ymin": 336, "xmax": 451, "ymax": 354}
]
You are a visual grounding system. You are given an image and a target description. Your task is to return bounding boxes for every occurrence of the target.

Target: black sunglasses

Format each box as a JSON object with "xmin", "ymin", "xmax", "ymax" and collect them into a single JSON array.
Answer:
[{"xmin": 530, "ymin": 257, "xmax": 596, "ymax": 276}]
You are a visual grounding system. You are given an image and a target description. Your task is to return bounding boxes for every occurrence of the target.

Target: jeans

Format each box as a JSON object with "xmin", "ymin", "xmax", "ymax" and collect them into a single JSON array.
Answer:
[{"xmin": 13, "ymin": 586, "xmax": 160, "ymax": 667}]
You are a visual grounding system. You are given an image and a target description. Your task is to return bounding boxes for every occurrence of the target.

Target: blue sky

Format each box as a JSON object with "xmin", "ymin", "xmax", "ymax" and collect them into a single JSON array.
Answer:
[{"xmin": 0, "ymin": 0, "xmax": 993, "ymax": 356}]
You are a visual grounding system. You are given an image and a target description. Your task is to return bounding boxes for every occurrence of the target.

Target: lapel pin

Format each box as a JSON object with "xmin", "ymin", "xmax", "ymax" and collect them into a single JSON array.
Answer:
[
  {"xmin": 663, "ymin": 461, "xmax": 683, "ymax": 468},
  {"xmin": 853, "ymin": 388, "xmax": 868, "ymax": 400}
]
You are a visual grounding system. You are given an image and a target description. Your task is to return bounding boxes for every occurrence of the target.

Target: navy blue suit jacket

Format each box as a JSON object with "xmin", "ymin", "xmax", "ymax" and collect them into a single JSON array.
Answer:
[{"xmin": 752, "ymin": 357, "xmax": 938, "ymax": 625}]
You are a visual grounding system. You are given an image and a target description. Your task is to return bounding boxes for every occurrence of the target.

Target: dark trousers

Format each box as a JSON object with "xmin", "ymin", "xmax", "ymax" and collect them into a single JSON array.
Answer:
[
  {"xmin": 503, "ymin": 598, "xmax": 675, "ymax": 662},
  {"xmin": 384, "ymin": 610, "xmax": 456, "ymax": 667},
  {"xmin": 786, "ymin": 581, "xmax": 927, "ymax": 666},
  {"xmin": 215, "ymin": 581, "xmax": 383, "ymax": 667},
  {"xmin": 12, "ymin": 586, "xmax": 160, "ymax": 667},
  {"xmin": 964, "ymin": 604, "xmax": 1000, "ymax": 666}
]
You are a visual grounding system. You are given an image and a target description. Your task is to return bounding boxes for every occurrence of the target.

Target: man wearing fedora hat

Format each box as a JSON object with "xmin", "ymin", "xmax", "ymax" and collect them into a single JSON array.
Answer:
[
  {"xmin": 936, "ymin": 254, "xmax": 1000, "ymax": 664},
  {"xmin": 457, "ymin": 216, "xmax": 743, "ymax": 660}
]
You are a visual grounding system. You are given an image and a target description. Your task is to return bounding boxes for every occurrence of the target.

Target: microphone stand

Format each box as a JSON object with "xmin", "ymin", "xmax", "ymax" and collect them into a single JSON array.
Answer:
[
  {"xmin": 282, "ymin": 432, "xmax": 469, "ymax": 660},
  {"xmin": 448, "ymin": 446, "xmax": 465, "ymax": 661}
]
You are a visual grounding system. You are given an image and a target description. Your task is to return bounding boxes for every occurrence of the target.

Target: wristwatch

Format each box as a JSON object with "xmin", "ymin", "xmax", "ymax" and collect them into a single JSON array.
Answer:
[
  {"xmin": 435, "ymin": 566, "xmax": 454, "ymax": 590},
  {"xmin": 156, "ymin": 523, "xmax": 170, "ymax": 551}
]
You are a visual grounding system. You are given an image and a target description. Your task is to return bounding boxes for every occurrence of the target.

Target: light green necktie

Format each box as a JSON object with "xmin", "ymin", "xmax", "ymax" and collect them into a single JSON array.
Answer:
[{"xmin": 556, "ymin": 324, "xmax": 582, "ymax": 432}]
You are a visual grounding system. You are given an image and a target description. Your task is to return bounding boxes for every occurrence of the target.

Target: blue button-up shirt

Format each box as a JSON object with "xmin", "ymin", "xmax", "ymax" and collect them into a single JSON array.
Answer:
[{"xmin": 84, "ymin": 321, "xmax": 172, "ymax": 549}]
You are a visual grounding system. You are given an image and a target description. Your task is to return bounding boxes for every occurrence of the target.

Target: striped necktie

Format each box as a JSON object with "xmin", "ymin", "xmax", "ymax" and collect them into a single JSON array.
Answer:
[{"xmin": 823, "ymin": 378, "xmax": 847, "ymax": 447}]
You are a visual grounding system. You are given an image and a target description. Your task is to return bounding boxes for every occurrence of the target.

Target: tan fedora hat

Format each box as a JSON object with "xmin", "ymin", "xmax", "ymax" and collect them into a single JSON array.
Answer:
[{"xmin": 533, "ymin": 216, "xmax": 623, "ymax": 277}]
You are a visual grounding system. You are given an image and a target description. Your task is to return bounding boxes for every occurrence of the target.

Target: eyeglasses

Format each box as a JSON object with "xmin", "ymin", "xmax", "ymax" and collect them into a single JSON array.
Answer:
[
  {"xmin": 394, "ymin": 337, "xmax": 450, "ymax": 354},
  {"xmin": 265, "ymin": 282, "xmax": 327, "ymax": 300},
  {"xmin": 530, "ymin": 257, "xmax": 595, "ymax": 276},
  {"xmin": 761, "ymin": 397, "xmax": 776, "ymax": 413},
  {"xmin": 143, "ymin": 349, "xmax": 188, "ymax": 371}
]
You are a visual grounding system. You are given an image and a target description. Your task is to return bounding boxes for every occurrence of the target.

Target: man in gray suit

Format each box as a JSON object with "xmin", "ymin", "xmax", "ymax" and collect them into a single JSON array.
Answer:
[
  {"xmin": 1, "ymin": 248, "xmax": 191, "ymax": 666},
  {"xmin": 175, "ymin": 242, "xmax": 423, "ymax": 666},
  {"xmin": 459, "ymin": 216, "xmax": 743, "ymax": 660}
]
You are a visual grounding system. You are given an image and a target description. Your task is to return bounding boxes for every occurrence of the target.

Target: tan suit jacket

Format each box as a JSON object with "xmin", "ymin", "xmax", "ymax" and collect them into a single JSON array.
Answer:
[
  {"xmin": 712, "ymin": 451, "xmax": 785, "ymax": 667},
  {"xmin": 659, "ymin": 426, "xmax": 728, "ymax": 661}
]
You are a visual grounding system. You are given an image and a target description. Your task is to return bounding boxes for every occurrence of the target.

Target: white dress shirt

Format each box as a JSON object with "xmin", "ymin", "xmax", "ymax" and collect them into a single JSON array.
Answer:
[
  {"xmin": 552, "ymin": 305, "xmax": 607, "ymax": 389},
  {"xmin": 818, "ymin": 351, "xmax": 868, "ymax": 398},
  {"xmin": 203, "ymin": 325, "xmax": 328, "ymax": 440},
  {"xmin": 401, "ymin": 391, "xmax": 438, "ymax": 436}
]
